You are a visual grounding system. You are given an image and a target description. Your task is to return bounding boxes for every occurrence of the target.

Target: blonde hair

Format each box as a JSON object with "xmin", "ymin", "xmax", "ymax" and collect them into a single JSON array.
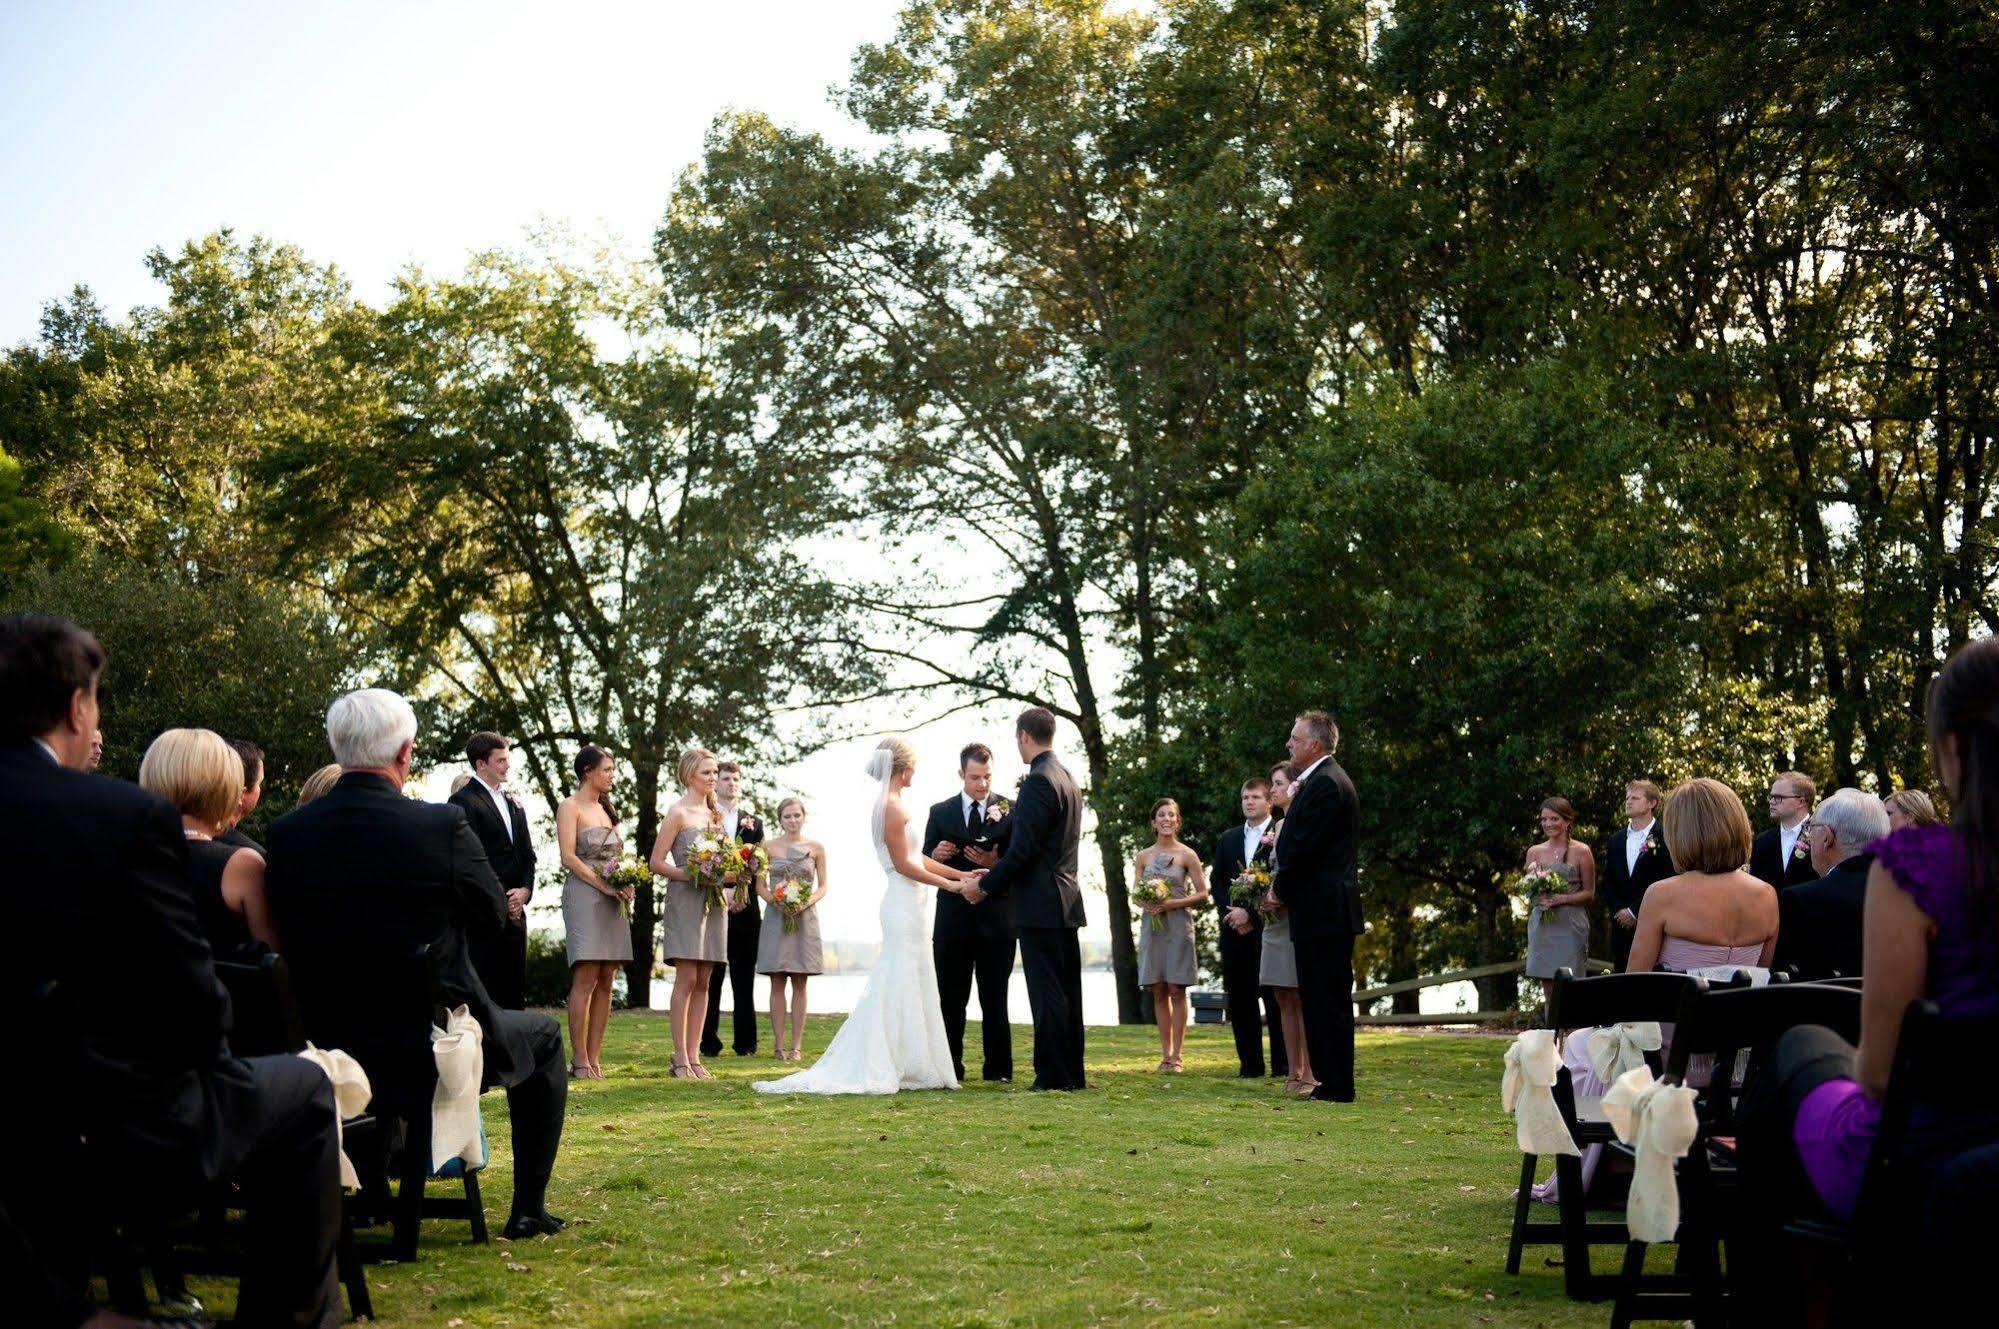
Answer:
[
  {"xmin": 298, "ymin": 763, "xmax": 343, "ymax": 805},
  {"xmin": 1774, "ymin": 770, "xmax": 1818, "ymax": 805},
  {"xmin": 139, "ymin": 727, "xmax": 243, "ymax": 827},
  {"xmin": 1883, "ymin": 789, "xmax": 1939, "ymax": 827},
  {"xmin": 877, "ymin": 736, "xmax": 916, "ymax": 777},
  {"xmin": 1662, "ymin": 778, "xmax": 1755, "ymax": 874},
  {"xmin": 679, "ymin": 746, "xmax": 719, "ymax": 814}
]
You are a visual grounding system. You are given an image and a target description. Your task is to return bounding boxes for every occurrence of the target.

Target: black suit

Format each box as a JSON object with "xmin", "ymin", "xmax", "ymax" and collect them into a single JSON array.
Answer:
[
  {"xmin": 0, "ymin": 742, "xmax": 343, "ymax": 1327},
  {"xmin": 1272, "ymin": 756, "xmax": 1362, "ymax": 1101},
  {"xmin": 1601, "ymin": 823, "xmax": 1676, "ymax": 972},
  {"xmin": 925, "ymin": 792, "xmax": 1017, "ymax": 1081},
  {"xmin": 977, "ymin": 750, "xmax": 1087, "ymax": 1089},
  {"xmin": 218, "ymin": 823, "xmax": 264, "ymax": 854},
  {"xmin": 1210, "ymin": 821, "xmax": 1287, "ymax": 1078},
  {"xmin": 267, "ymin": 773, "xmax": 566, "ymax": 1223},
  {"xmin": 1774, "ymin": 854, "xmax": 1869, "ymax": 979},
  {"xmin": 449, "ymin": 779, "xmax": 536, "ymax": 1010},
  {"xmin": 1750, "ymin": 824, "xmax": 1822, "ymax": 890},
  {"xmin": 702, "ymin": 809, "xmax": 765, "ymax": 1055}
]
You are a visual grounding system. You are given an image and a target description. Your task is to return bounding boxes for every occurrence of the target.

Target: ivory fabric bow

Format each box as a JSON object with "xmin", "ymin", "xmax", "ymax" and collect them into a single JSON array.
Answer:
[
  {"xmin": 1501, "ymin": 1029, "xmax": 1580, "ymax": 1157},
  {"xmin": 431, "ymin": 1004, "xmax": 489, "ymax": 1173},
  {"xmin": 296, "ymin": 1042, "xmax": 372, "ymax": 1189},
  {"xmin": 1601, "ymin": 1065, "xmax": 1699, "ymax": 1243},
  {"xmin": 1587, "ymin": 1021, "xmax": 1663, "ymax": 1085}
]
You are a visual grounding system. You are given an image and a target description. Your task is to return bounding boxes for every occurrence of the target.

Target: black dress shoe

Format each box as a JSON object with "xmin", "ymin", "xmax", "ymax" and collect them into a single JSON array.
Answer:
[
  {"xmin": 1027, "ymin": 1081, "xmax": 1054, "ymax": 1092},
  {"xmin": 501, "ymin": 1212, "xmax": 566, "ymax": 1239},
  {"xmin": 982, "ymin": 1074, "xmax": 1012, "ymax": 1083}
]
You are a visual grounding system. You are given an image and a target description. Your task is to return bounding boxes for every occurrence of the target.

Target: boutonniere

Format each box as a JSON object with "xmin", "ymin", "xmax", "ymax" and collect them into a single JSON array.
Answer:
[
  {"xmin": 1635, "ymin": 832, "xmax": 1656, "ymax": 858},
  {"xmin": 1259, "ymin": 827, "xmax": 1277, "ymax": 848},
  {"xmin": 1791, "ymin": 832, "xmax": 1812, "ymax": 863},
  {"xmin": 504, "ymin": 789, "xmax": 524, "ymax": 811},
  {"xmin": 986, "ymin": 796, "xmax": 1010, "ymax": 823}
]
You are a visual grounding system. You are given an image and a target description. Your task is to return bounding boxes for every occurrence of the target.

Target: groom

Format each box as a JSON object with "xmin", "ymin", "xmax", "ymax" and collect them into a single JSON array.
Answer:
[{"xmin": 963, "ymin": 706, "xmax": 1086, "ymax": 1091}]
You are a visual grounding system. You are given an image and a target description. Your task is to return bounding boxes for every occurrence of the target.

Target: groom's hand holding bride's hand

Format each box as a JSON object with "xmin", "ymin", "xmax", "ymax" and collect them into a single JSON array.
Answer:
[{"xmin": 960, "ymin": 870, "xmax": 987, "ymax": 904}]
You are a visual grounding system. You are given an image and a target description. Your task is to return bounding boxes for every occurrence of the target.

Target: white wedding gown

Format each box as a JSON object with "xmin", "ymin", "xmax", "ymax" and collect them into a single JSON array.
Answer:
[{"xmin": 753, "ymin": 783, "xmax": 958, "ymax": 1096}]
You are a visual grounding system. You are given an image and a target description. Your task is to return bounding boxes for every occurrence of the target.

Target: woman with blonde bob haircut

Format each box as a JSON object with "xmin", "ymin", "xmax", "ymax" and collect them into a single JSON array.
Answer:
[
  {"xmin": 140, "ymin": 727, "xmax": 279, "ymax": 955},
  {"xmin": 1626, "ymin": 778, "xmax": 1776, "ymax": 974}
]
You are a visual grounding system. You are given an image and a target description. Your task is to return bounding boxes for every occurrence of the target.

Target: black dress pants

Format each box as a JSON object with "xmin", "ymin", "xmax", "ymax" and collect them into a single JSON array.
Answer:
[
  {"xmin": 1293, "ymin": 931, "xmax": 1355, "ymax": 1101},
  {"xmin": 1017, "ymin": 926, "xmax": 1086, "ymax": 1089},
  {"xmin": 1219, "ymin": 931, "xmax": 1287, "ymax": 1077},
  {"xmin": 473, "ymin": 918, "xmax": 529, "ymax": 1011},
  {"xmin": 489, "ymin": 1009, "xmax": 568, "ymax": 1218},
  {"xmin": 934, "ymin": 927, "xmax": 1017, "ymax": 1080},
  {"xmin": 702, "ymin": 904, "xmax": 763, "ymax": 1055}
]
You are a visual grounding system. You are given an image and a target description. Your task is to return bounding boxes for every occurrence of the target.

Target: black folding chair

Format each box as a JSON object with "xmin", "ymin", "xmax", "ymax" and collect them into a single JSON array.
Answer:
[
  {"xmin": 1505, "ymin": 968, "xmax": 1701, "ymax": 1300},
  {"xmin": 1786, "ymin": 1000, "xmax": 1999, "ymax": 1326},
  {"xmin": 290, "ymin": 943, "xmax": 488, "ymax": 1262},
  {"xmin": 1610, "ymin": 980, "xmax": 1862, "ymax": 1328}
]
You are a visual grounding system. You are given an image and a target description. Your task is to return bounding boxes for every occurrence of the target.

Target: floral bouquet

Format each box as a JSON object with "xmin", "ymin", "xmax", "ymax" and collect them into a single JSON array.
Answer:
[
  {"xmin": 1230, "ymin": 862, "xmax": 1273, "ymax": 909},
  {"xmin": 603, "ymin": 859, "xmax": 651, "ymax": 918},
  {"xmin": 688, "ymin": 834, "xmax": 736, "ymax": 910},
  {"xmin": 729, "ymin": 838, "xmax": 769, "ymax": 907},
  {"xmin": 1132, "ymin": 875, "xmax": 1172, "ymax": 933},
  {"xmin": 1511, "ymin": 861, "xmax": 1569, "ymax": 924},
  {"xmin": 770, "ymin": 874, "xmax": 813, "ymax": 933}
]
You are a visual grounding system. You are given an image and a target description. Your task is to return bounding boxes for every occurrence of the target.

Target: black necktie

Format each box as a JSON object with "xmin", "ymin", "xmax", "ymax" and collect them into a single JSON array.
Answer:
[{"xmin": 967, "ymin": 801, "xmax": 984, "ymax": 840}]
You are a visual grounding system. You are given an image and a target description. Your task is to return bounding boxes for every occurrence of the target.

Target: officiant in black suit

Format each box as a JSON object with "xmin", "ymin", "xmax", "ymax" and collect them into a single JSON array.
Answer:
[
  {"xmin": 268, "ymin": 688, "xmax": 567, "ymax": 1240},
  {"xmin": 1749, "ymin": 770, "xmax": 1822, "ymax": 890},
  {"xmin": 1, "ymin": 613, "xmax": 346, "ymax": 1327},
  {"xmin": 964, "ymin": 708, "xmax": 1086, "ymax": 1091},
  {"xmin": 702, "ymin": 760, "xmax": 765, "ymax": 1057},
  {"xmin": 1601, "ymin": 779, "xmax": 1676, "ymax": 972},
  {"xmin": 450, "ymin": 731, "xmax": 536, "ymax": 1010},
  {"xmin": 1211, "ymin": 776, "xmax": 1287, "ymax": 1079},
  {"xmin": 925, "ymin": 741, "xmax": 1018, "ymax": 1082},
  {"xmin": 1272, "ymin": 710, "xmax": 1363, "ymax": 1103}
]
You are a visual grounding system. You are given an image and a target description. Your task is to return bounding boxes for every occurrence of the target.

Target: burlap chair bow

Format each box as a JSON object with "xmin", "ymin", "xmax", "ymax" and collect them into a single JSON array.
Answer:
[
  {"xmin": 1601, "ymin": 1064, "xmax": 1699, "ymax": 1242},
  {"xmin": 1501, "ymin": 1028, "xmax": 1580, "ymax": 1156}
]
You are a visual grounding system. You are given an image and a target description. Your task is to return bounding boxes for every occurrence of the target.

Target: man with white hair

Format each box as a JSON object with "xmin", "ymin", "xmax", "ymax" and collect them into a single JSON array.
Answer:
[
  {"xmin": 267, "ymin": 688, "xmax": 569, "ymax": 1240},
  {"xmin": 1774, "ymin": 786, "xmax": 1888, "ymax": 980}
]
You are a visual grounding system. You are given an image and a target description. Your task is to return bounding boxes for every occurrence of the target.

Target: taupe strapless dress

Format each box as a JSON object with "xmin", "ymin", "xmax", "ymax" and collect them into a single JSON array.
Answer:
[
  {"xmin": 661, "ymin": 824, "xmax": 728, "ymax": 964},
  {"xmin": 563, "ymin": 823, "xmax": 633, "ymax": 965},
  {"xmin": 756, "ymin": 846, "xmax": 824, "ymax": 976}
]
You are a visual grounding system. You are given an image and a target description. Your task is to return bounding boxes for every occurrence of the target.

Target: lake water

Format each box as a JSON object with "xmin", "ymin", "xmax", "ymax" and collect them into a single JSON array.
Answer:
[{"xmin": 652, "ymin": 970, "xmax": 1485, "ymax": 1025}]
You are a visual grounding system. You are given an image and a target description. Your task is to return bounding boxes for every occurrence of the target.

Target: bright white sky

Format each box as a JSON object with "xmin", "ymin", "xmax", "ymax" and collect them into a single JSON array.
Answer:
[{"xmin": 2, "ymin": 0, "xmax": 1137, "ymax": 944}]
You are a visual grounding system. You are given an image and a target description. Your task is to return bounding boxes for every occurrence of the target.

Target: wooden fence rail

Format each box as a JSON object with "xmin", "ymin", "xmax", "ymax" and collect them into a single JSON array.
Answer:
[{"xmin": 1350, "ymin": 959, "xmax": 1613, "ymax": 1027}]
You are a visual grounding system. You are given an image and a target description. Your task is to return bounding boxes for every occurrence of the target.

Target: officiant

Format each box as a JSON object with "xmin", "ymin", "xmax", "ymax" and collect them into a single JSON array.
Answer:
[{"xmin": 925, "ymin": 742, "xmax": 1018, "ymax": 1082}]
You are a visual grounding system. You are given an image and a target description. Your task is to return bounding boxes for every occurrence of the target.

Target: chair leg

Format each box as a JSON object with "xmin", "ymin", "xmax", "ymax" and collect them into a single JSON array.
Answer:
[
  {"xmin": 1506, "ymin": 1152, "xmax": 1537, "ymax": 1275},
  {"xmin": 1610, "ymin": 1240, "xmax": 1646, "ymax": 1329},
  {"xmin": 337, "ymin": 1209, "xmax": 372, "ymax": 1321},
  {"xmin": 463, "ymin": 1168, "xmax": 488, "ymax": 1245},
  {"xmin": 392, "ymin": 1123, "xmax": 427, "ymax": 1263},
  {"xmin": 1554, "ymin": 1150, "xmax": 1599, "ymax": 1299},
  {"xmin": 104, "ymin": 1237, "xmax": 148, "ymax": 1313}
]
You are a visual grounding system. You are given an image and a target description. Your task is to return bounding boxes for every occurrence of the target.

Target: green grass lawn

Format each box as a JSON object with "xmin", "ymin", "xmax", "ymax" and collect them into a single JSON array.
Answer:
[{"xmin": 216, "ymin": 1015, "xmax": 1610, "ymax": 1326}]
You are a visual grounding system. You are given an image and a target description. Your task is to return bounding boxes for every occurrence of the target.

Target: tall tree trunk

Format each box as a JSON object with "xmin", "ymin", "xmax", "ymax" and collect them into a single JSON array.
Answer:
[
  {"xmin": 1472, "ymin": 890, "xmax": 1513, "ymax": 1011},
  {"xmin": 625, "ymin": 759, "xmax": 662, "ymax": 1009}
]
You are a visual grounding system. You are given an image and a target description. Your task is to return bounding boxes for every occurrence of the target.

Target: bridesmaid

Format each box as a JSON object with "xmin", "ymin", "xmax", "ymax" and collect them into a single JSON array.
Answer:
[
  {"xmin": 650, "ymin": 747, "xmax": 732, "ymax": 1080},
  {"xmin": 1264, "ymin": 761, "xmax": 1315, "ymax": 1095},
  {"xmin": 1133, "ymin": 797, "xmax": 1209, "ymax": 1072},
  {"xmin": 558, "ymin": 745, "xmax": 632, "ymax": 1080},
  {"xmin": 1523, "ymin": 796, "xmax": 1596, "ymax": 1004},
  {"xmin": 755, "ymin": 796, "xmax": 827, "ymax": 1062}
]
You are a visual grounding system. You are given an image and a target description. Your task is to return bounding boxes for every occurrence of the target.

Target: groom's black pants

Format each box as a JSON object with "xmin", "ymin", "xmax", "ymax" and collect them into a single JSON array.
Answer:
[
  {"xmin": 1219, "ymin": 929, "xmax": 1286, "ymax": 1078},
  {"xmin": 1018, "ymin": 926, "xmax": 1086, "ymax": 1089},
  {"xmin": 702, "ymin": 903, "xmax": 763, "ymax": 1055},
  {"xmin": 935, "ymin": 927, "xmax": 1017, "ymax": 1081},
  {"xmin": 1294, "ymin": 930, "xmax": 1356, "ymax": 1102}
]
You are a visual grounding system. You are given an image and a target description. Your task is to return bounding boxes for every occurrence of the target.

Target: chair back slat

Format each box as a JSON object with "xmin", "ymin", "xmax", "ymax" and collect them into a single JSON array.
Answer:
[
  {"xmin": 1547, "ymin": 970, "xmax": 1702, "ymax": 1029},
  {"xmin": 288, "ymin": 942, "xmax": 446, "ymax": 1111},
  {"xmin": 1665, "ymin": 982, "xmax": 1862, "ymax": 1080},
  {"xmin": 215, "ymin": 953, "xmax": 307, "ymax": 1056}
]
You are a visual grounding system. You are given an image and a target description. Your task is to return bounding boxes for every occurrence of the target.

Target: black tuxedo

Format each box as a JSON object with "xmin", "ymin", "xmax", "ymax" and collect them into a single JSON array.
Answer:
[
  {"xmin": 0, "ymin": 742, "xmax": 343, "ymax": 1326},
  {"xmin": 1750, "ymin": 824, "xmax": 1822, "ymax": 890},
  {"xmin": 1211, "ymin": 821, "xmax": 1287, "ymax": 1077},
  {"xmin": 1601, "ymin": 822, "xmax": 1676, "ymax": 972},
  {"xmin": 450, "ymin": 778, "xmax": 537, "ymax": 1010},
  {"xmin": 926, "ymin": 791, "xmax": 1018, "ymax": 1081},
  {"xmin": 703, "ymin": 808, "xmax": 765, "ymax": 1055},
  {"xmin": 1774, "ymin": 853, "xmax": 1869, "ymax": 979},
  {"xmin": 1272, "ymin": 756, "xmax": 1362, "ymax": 1101},
  {"xmin": 267, "ymin": 772, "xmax": 565, "ymax": 1223},
  {"xmin": 977, "ymin": 750, "xmax": 1086, "ymax": 1089}
]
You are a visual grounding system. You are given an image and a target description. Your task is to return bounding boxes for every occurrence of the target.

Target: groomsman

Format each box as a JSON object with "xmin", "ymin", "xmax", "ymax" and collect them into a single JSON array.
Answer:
[
  {"xmin": 1750, "ymin": 770, "xmax": 1822, "ymax": 890},
  {"xmin": 1210, "ymin": 777, "xmax": 1287, "ymax": 1079},
  {"xmin": 1272, "ymin": 710, "xmax": 1362, "ymax": 1102},
  {"xmin": 1601, "ymin": 779, "xmax": 1674, "ymax": 972},
  {"xmin": 450, "ymin": 732, "xmax": 536, "ymax": 1010},
  {"xmin": 925, "ymin": 742, "xmax": 1018, "ymax": 1081},
  {"xmin": 703, "ymin": 761, "xmax": 765, "ymax": 1057}
]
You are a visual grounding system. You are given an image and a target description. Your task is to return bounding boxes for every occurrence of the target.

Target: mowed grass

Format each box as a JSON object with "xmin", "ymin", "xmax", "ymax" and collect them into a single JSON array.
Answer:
[{"xmin": 203, "ymin": 1016, "xmax": 1604, "ymax": 1326}]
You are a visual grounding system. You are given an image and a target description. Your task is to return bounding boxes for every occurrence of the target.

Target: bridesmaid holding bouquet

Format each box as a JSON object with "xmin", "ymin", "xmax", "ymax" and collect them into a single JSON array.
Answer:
[{"xmin": 756, "ymin": 796, "xmax": 827, "ymax": 1061}]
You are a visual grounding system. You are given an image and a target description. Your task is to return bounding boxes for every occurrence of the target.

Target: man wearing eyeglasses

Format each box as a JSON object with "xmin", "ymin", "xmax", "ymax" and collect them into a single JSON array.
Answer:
[{"xmin": 1749, "ymin": 770, "xmax": 1823, "ymax": 890}]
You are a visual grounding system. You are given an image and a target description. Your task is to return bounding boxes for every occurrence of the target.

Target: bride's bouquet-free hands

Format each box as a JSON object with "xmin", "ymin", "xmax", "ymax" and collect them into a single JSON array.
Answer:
[
  {"xmin": 602, "ymin": 859, "xmax": 651, "ymax": 918},
  {"xmin": 1132, "ymin": 876, "xmax": 1172, "ymax": 933},
  {"xmin": 770, "ymin": 875, "xmax": 814, "ymax": 933}
]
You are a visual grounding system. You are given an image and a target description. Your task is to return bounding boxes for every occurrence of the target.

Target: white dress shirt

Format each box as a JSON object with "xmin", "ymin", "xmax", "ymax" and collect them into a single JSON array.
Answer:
[
  {"xmin": 1295, "ymin": 754, "xmax": 1330, "ymax": 787},
  {"xmin": 1779, "ymin": 818, "xmax": 1806, "ymax": 870},
  {"xmin": 962, "ymin": 793, "xmax": 988, "ymax": 826},
  {"xmin": 1241, "ymin": 817, "xmax": 1273, "ymax": 866},
  {"xmin": 475, "ymin": 774, "xmax": 513, "ymax": 841},
  {"xmin": 1625, "ymin": 819, "xmax": 1655, "ymax": 876},
  {"xmin": 721, "ymin": 803, "xmax": 741, "ymax": 840}
]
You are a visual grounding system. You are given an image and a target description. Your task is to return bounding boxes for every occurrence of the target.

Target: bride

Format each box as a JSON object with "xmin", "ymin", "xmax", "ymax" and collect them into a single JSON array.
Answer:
[{"xmin": 754, "ymin": 737, "xmax": 978, "ymax": 1095}]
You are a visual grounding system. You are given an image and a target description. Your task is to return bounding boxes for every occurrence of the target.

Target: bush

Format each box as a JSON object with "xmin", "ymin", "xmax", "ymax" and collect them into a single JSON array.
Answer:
[{"xmin": 523, "ymin": 928, "xmax": 629, "ymax": 1010}]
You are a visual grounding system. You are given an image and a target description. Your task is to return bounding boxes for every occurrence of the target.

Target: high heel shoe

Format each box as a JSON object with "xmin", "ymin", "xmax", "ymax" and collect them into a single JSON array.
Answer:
[
  {"xmin": 670, "ymin": 1061, "xmax": 694, "ymax": 1079},
  {"xmin": 691, "ymin": 1063, "xmax": 714, "ymax": 1080}
]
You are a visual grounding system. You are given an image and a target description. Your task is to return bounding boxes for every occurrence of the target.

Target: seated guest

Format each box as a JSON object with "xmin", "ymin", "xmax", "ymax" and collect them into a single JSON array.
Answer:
[
  {"xmin": 218, "ymin": 736, "xmax": 265, "ymax": 852},
  {"xmin": 1736, "ymin": 636, "xmax": 1999, "ymax": 1321},
  {"xmin": 1883, "ymin": 787, "xmax": 1939, "ymax": 832},
  {"xmin": 139, "ymin": 727, "xmax": 280, "ymax": 958},
  {"xmin": 1775, "ymin": 787, "xmax": 1887, "ymax": 979},
  {"xmin": 297, "ymin": 761, "xmax": 342, "ymax": 806},
  {"xmin": 1751, "ymin": 769, "xmax": 1822, "ymax": 889},
  {"xmin": 1627, "ymin": 777, "xmax": 1779, "ymax": 974},
  {"xmin": 0, "ymin": 613, "xmax": 344, "ymax": 1328},
  {"xmin": 266, "ymin": 687, "xmax": 568, "ymax": 1240}
]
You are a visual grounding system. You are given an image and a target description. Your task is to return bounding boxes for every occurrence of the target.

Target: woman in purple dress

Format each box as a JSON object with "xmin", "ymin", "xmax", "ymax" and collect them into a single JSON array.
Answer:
[{"xmin": 1737, "ymin": 636, "xmax": 1999, "ymax": 1318}]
